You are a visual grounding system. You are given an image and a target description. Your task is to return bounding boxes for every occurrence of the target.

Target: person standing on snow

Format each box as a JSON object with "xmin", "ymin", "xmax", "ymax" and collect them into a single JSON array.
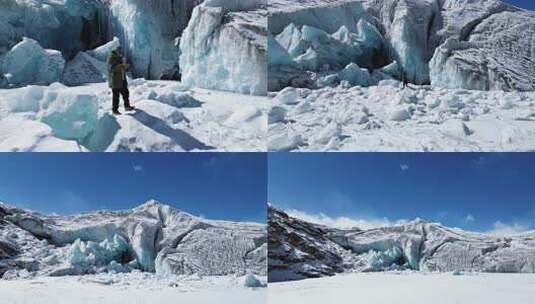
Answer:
[{"xmin": 107, "ymin": 46, "xmax": 135, "ymax": 115}]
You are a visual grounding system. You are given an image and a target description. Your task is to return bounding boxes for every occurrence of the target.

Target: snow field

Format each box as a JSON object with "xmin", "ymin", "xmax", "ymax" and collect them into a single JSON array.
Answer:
[
  {"xmin": 0, "ymin": 274, "xmax": 267, "ymax": 304},
  {"xmin": 268, "ymin": 83, "xmax": 535, "ymax": 151},
  {"xmin": 269, "ymin": 272, "xmax": 535, "ymax": 304}
]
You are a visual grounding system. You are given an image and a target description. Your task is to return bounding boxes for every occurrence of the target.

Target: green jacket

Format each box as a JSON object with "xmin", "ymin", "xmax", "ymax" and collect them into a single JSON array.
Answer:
[{"xmin": 107, "ymin": 51, "xmax": 127, "ymax": 89}]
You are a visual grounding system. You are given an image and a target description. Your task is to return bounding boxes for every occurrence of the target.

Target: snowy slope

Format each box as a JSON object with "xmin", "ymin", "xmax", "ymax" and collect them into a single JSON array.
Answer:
[
  {"xmin": 0, "ymin": 200, "xmax": 266, "ymax": 280},
  {"xmin": 0, "ymin": 81, "xmax": 268, "ymax": 152},
  {"xmin": 268, "ymin": 207, "xmax": 535, "ymax": 282}
]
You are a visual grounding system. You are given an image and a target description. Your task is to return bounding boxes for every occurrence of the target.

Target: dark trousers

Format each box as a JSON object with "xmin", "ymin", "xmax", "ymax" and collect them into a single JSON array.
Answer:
[{"xmin": 112, "ymin": 88, "xmax": 131, "ymax": 111}]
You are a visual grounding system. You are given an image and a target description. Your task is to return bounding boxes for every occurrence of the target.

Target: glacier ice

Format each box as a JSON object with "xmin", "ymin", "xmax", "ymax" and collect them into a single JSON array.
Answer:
[
  {"xmin": 268, "ymin": 0, "xmax": 535, "ymax": 91},
  {"xmin": 1, "ymin": 0, "xmax": 268, "ymax": 95},
  {"xmin": 1, "ymin": 38, "xmax": 65, "ymax": 87},
  {"xmin": 40, "ymin": 92, "xmax": 99, "ymax": 142},
  {"xmin": 179, "ymin": 2, "xmax": 267, "ymax": 95},
  {"xmin": 429, "ymin": 11, "xmax": 535, "ymax": 91},
  {"xmin": 269, "ymin": 206, "xmax": 535, "ymax": 282},
  {"xmin": 68, "ymin": 235, "xmax": 130, "ymax": 269},
  {"xmin": 338, "ymin": 63, "xmax": 372, "ymax": 87},
  {"xmin": 0, "ymin": 200, "xmax": 267, "ymax": 280}
]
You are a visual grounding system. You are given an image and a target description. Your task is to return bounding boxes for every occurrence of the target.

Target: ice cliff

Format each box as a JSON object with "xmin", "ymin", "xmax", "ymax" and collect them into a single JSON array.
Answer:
[
  {"xmin": 0, "ymin": 200, "xmax": 266, "ymax": 279},
  {"xmin": 0, "ymin": 0, "xmax": 267, "ymax": 95},
  {"xmin": 268, "ymin": 0, "xmax": 535, "ymax": 92},
  {"xmin": 179, "ymin": 0, "xmax": 267, "ymax": 95},
  {"xmin": 268, "ymin": 206, "xmax": 535, "ymax": 282}
]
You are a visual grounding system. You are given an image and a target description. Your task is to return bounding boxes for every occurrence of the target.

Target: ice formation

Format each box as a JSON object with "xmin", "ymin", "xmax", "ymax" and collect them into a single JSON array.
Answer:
[
  {"xmin": 268, "ymin": 206, "xmax": 535, "ymax": 282},
  {"xmin": 0, "ymin": 0, "xmax": 267, "ymax": 95},
  {"xmin": 267, "ymin": 0, "xmax": 535, "ymax": 91},
  {"xmin": 179, "ymin": 1, "xmax": 267, "ymax": 95},
  {"xmin": 0, "ymin": 200, "xmax": 266, "ymax": 280},
  {"xmin": 1, "ymin": 38, "xmax": 65, "ymax": 86}
]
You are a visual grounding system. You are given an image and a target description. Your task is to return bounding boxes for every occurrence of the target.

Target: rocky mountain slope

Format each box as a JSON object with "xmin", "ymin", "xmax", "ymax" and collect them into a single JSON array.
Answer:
[
  {"xmin": 268, "ymin": 206, "xmax": 535, "ymax": 282},
  {"xmin": 0, "ymin": 200, "xmax": 266, "ymax": 280}
]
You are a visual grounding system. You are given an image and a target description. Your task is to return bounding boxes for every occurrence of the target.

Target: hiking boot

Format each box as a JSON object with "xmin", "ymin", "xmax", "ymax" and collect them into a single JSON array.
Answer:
[
  {"xmin": 125, "ymin": 106, "xmax": 136, "ymax": 111},
  {"xmin": 112, "ymin": 110, "xmax": 121, "ymax": 115}
]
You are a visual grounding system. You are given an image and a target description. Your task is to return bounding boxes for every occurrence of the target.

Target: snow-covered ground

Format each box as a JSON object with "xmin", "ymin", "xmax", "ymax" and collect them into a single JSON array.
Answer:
[
  {"xmin": 269, "ymin": 272, "xmax": 535, "ymax": 304},
  {"xmin": 0, "ymin": 81, "xmax": 268, "ymax": 152},
  {"xmin": 268, "ymin": 83, "xmax": 535, "ymax": 152},
  {"xmin": 0, "ymin": 273, "xmax": 267, "ymax": 304}
]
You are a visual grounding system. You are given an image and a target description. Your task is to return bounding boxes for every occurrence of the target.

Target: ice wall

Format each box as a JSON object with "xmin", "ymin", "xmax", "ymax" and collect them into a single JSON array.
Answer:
[
  {"xmin": 268, "ymin": 0, "xmax": 534, "ymax": 91},
  {"xmin": 105, "ymin": 0, "xmax": 200, "ymax": 79},
  {"xmin": 2, "ymin": 38, "xmax": 65, "ymax": 86},
  {"xmin": 0, "ymin": 0, "xmax": 200, "ymax": 81},
  {"xmin": 0, "ymin": 200, "xmax": 267, "ymax": 278},
  {"xmin": 0, "ymin": 0, "xmax": 105, "ymax": 56},
  {"xmin": 430, "ymin": 11, "xmax": 535, "ymax": 91},
  {"xmin": 179, "ymin": 2, "xmax": 267, "ymax": 95}
]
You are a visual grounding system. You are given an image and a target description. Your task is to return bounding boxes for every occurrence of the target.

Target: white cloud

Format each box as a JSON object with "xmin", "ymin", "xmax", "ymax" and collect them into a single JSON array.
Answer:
[
  {"xmin": 465, "ymin": 214, "xmax": 475, "ymax": 222},
  {"xmin": 400, "ymin": 164, "xmax": 410, "ymax": 171},
  {"xmin": 284, "ymin": 209, "xmax": 408, "ymax": 230},
  {"xmin": 133, "ymin": 165, "xmax": 143, "ymax": 172},
  {"xmin": 487, "ymin": 221, "xmax": 530, "ymax": 236}
]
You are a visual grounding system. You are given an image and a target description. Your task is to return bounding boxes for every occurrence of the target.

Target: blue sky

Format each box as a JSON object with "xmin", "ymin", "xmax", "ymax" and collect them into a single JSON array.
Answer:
[
  {"xmin": 0, "ymin": 153, "xmax": 266, "ymax": 223},
  {"xmin": 269, "ymin": 153, "xmax": 535, "ymax": 234},
  {"xmin": 504, "ymin": 0, "xmax": 535, "ymax": 10}
]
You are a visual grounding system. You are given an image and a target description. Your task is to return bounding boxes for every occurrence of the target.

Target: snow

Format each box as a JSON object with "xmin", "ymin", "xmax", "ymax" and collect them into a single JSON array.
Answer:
[
  {"xmin": 0, "ymin": 274, "xmax": 267, "ymax": 304},
  {"xmin": 1, "ymin": 37, "xmax": 65, "ymax": 87},
  {"xmin": 430, "ymin": 11, "xmax": 535, "ymax": 91},
  {"xmin": 0, "ymin": 81, "xmax": 268, "ymax": 151},
  {"xmin": 179, "ymin": 2, "xmax": 267, "ymax": 95},
  {"xmin": 269, "ymin": 272, "xmax": 535, "ymax": 304},
  {"xmin": 268, "ymin": 85, "xmax": 535, "ymax": 152}
]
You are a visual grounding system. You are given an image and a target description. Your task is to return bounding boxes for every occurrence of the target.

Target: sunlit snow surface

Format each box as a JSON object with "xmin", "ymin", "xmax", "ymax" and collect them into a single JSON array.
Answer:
[
  {"xmin": 0, "ymin": 273, "xmax": 267, "ymax": 304},
  {"xmin": 269, "ymin": 272, "xmax": 535, "ymax": 304},
  {"xmin": 267, "ymin": 83, "xmax": 535, "ymax": 152},
  {"xmin": 0, "ymin": 81, "xmax": 268, "ymax": 152}
]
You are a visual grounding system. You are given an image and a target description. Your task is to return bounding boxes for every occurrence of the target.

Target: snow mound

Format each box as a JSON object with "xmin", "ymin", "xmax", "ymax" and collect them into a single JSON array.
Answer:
[
  {"xmin": 243, "ymin": 274, "xmax": 266, "ymax": 288},
  {"xmin": 0, "ymin": 81, "xmax": 268, "ymax": 152}
]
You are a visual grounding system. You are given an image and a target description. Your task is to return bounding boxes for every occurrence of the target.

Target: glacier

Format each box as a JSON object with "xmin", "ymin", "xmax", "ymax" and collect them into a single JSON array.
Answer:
[
  {"xmin": 268, "ymin": 206, "xmax": 535, "ymax": 282},
  {"xmin": 268, "ymin": 0, "xmax": 535, "ymax": 91},
  {"xmin": 0, "ymin": 200, "xmax": 267, "ymax": 280},
  {"xmin": 0, "ymin": 0, "xmax": 267, "ymax": 95},
  {"xmin": 267, "ymin": 0, "xmax": 535, "ymax": 152},
  {"xmin": 179, "ymin": 1, "xmax": 267, "ymax": 95}
]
